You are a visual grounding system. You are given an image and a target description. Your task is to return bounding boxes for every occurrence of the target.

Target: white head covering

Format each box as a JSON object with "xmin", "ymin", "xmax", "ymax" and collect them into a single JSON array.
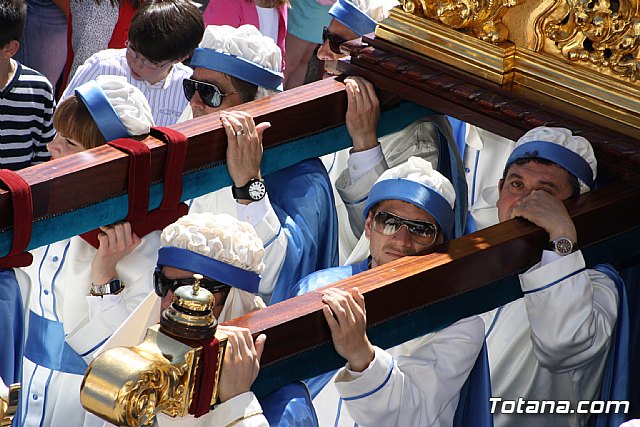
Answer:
[
  {"xmin": 191, "ymin": 25, "xmax": 283, "ymax": 100},
  {"xmin": 160, "ymin": 212, "xmax": 265, "ymax": 275},
  {"xmin": 159, "ymin": 213, "xmax": 266, "ymax": 322},
  {"xmin": 363, "ymin": 156, "xmax": 456, "ymax": 240},
  {"xmin": 508, "ymin": 126, "xmax": 597, "ymax": 194},
  {"xmin": 75, "ymin": 75, "xmax": 153, "ymax": 140},
  {"xmin": 329, "ymin": 0, "xmax": 399, "ymax": 36}
]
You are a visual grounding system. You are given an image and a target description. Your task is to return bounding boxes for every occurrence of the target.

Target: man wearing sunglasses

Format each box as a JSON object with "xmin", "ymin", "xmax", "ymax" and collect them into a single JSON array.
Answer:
[
  {"xmin": 313, "ymin": 0, "xmax": 465, "ymax": 262},
  {"xmin": 112, "ymin": 212, "xmax": 318, "ymax": 426},
  {"xmin": 183, "ymin": 25, "xmax": 339, "ymax": 305},
  {"xmin": 62, "ymin": 0, "xmax": 204, "ymax": 126},
  {"xmin": 292, "ymin": 157, "xmax": 484, "ymax": 427}
]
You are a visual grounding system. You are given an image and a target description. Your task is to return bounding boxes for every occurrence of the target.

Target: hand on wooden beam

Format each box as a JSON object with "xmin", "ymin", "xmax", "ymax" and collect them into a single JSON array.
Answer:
[
  {"xmin": 91, "ymin": 222, "xmax": 141, "ymax": 286},
  {"xmin": 344, "ymin": 77, "xmax": 381, "ymax": 153},
  {"xmin": 221, "ymin": 111, "xmax": 269, "ymax": 205},
  {"xmin": 322, "ymin": 287, "xmax": 375, "ymax": 372},
  {"xmin": 218, "ymin": 326, "xmax": 267, "ymax": 403}
]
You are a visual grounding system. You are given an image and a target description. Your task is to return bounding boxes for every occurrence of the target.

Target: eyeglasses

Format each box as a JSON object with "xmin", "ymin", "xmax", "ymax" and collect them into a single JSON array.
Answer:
[
  {"xmin": 372, "ymin": 211, "xmax": 439, "ymax": 246},
  {"xmin": 125, "ymin": 40, "xmax": 172, "ymax": 70},
  {"xmin": 153, "ymin": 268, "xmax": 230, "ymax": 297},
  {"xmin": 182, "ymin": 78, "xmax": 238, "ymax": 108},
  {"xmin": 322, "ymin": 26, "xmax": 348, "ymax": 55}
]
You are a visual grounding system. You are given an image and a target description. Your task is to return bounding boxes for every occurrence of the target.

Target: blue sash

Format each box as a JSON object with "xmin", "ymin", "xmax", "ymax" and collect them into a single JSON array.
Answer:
[
  {"xmin": 267, "ymin": 159, "xmax": 339, "ymax": 304},
  {"xmin": 453, "ymin": 341, "xmax": 494, "ymax": 427},
  {"xmin": 23, "ymin": 311, "xmax": 88, "ymax": 376},
  {"xmin": 0, "ymin": 269, "xmax": 25, "ymax": 384},
  {"xmin": 589, "ymin": 264, "xmax": 629, "ymax": 427},
  {"xmin": 260, "ymin": 382, "xmax": 319, "ymax": 426}
]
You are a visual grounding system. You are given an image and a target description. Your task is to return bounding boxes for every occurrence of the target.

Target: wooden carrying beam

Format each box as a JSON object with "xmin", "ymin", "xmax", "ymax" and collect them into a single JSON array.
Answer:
[
  {"xmin": 0, "ymin": 79, "xmax": 433, "ymax": 254},
  {"xmin": 225, "ymin": 183, "xmax": 640, "ymax": 396},
  {"xmin": 337, "ymin": 37, "xmax": 640, "ymax": 185}
]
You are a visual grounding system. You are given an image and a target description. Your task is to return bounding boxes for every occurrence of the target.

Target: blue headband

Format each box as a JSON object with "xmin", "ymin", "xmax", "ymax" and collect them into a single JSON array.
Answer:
[
  {"xmin": 329, "ymin": 0, "xmax": 378, "ymax": 36},
  {"xmin": 191, "ymin": 48, "xmax": 283, "ymax": 92},
  {"xmin": 75, "ymin": 80, "xmax": 131, "ymax": 142},
  {"xmin": 157, "ymin": 246, "xmax": 260, "ymax": 294},
  {"xmin": 505, "ymin": 140, "xmax": 594, "ymax": 188},
  {"xmin": 363, "ymin": 178, "xmax": 455, "ymax": 241}
]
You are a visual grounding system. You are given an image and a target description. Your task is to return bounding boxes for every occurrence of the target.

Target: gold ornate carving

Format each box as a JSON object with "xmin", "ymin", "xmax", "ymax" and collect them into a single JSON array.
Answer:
[
  {"xmin": 541, "ymin": 0, "xmax": 640, "ymax": 81},
  {"xmin": 81, "ymin": 326, "xmax": 227, "ymax": 427},
  {"xmin": 1, "ymin": 384, "xmax": 19, "ymax": 427},
  {"xmin": 119, "ymin": 362, "xmax": 190, "ymax": 426},
  {"xmin": 400, "ymin": 0, "xmax": 520, "ymax": 42}
]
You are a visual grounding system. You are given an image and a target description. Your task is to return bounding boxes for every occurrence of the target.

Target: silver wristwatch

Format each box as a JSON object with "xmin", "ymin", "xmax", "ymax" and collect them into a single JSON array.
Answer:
[
  {"xmin": 90, "ymin": 277, "xmax": 125, "ymax": 296},
  {"xmin": 546, "ymin": 237, "xmax": 576, "ymax": 256}
]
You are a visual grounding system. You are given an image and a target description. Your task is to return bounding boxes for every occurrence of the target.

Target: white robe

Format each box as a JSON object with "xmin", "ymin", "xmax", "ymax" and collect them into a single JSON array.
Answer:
[
  {"xmin": 481, "ymin": 250, "xmax": 618, "ymax": 427},
  {"xmin": 314, "ymin": 316, "xmax": 485, "ymax": 427},
  {"xmin": 19, "ymin": 232, "xmax": 160, "ymax": 427}
]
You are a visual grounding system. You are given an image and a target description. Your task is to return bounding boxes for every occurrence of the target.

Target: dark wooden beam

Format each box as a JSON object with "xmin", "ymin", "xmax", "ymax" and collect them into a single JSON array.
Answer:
[
  {"xmin": 221, "ymin": 183, "xmax": 640, "ymax": 395},
  {"xmin": 0, "ymin": 78, "xmax": 349, "ymax": 232},
  {"xmin": 338, "ymin": 37, "xmax": 640, "ymax": 184}
]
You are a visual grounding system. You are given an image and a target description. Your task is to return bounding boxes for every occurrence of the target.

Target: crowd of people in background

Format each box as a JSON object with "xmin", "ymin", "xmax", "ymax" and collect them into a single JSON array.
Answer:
[{"xmin": 0, "ymin": 0, "xmax": 636, "ymax": 426}]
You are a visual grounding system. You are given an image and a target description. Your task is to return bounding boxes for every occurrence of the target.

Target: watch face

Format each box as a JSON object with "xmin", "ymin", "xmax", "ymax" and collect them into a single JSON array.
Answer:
[
  {"xmin": 555, "ymin": 238, "xmax": 573, "ymax": 255},
  {"xmin": 248, "ymin": 181, "xmax": 266, "ymax": 200}
]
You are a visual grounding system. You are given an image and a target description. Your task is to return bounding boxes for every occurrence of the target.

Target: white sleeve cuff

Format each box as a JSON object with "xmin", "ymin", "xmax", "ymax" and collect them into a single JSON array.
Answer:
[
  {"xmin": 335, "ymin": 346, "xmax": 394, "ymax": 399},
  {"xmin": 347, "ymin": 145, "xmax": 383, "ymax": 184},
  {"xmin": 520, "ymin": 250, "xmax": 586, "ymax": 293}
]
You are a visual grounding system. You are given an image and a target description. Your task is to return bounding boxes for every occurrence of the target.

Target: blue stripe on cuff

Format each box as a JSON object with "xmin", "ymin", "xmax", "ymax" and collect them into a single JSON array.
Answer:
[
  {"xmin": 523, "ymin": 267, "xmax": 586, "ymax": 295},
  {"xmin": 343, "ymin": 195, "xmax": 368, "ymax": 206},
  {"xmin": 78, "ymin": 336, "xmax": 110, "ymax": 357},
  {"xmin": 343, "ymin": 356, "xmax": 395, "ymax": 401}
]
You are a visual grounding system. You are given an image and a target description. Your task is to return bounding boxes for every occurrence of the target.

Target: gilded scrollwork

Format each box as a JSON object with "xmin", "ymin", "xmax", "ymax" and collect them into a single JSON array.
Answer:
[
  {"xmin": 542, "ymin": 0, "xmax": 640, "ymax": 81},
  {"xmin": 400, "ymin": 0, "xmax": 520, "ymax": 42},
  {"xmin": 120, "ymin": 362, "xmax": 190, "ymax": 427}
]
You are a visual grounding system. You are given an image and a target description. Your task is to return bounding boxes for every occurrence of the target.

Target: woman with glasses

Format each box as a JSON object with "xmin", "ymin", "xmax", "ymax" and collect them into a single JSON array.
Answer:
[
  {"xmin": 183, "ymin": 24, "xmax": 339, "ymax": 306},
  {"xmin": 61, "ymin": 0, "xmax": 204, "ymax": 126},
  {"xmin": 291, "ymin": 157, "xmax": 485, "ymax": 427},
  {"xmin": 19, "ymin": 76, "xmax": 162, "ymax": 427}
]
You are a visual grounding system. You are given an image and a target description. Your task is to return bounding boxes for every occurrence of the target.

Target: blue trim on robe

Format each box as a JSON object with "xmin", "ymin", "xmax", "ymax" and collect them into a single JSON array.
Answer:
[
  {"xmin": 436, "ymin": 119, "xmax": 467, "ymax": 238},
  {"xmin": 297, "ymin": 258, "xmax": 491, "ymax": 427},
  {"xmin": 589, "ymin": 264, "xmax": 629, "ymax": 427},
  {"xmin": 0, "ymin": 269, "xmax": 25, "ymax": 385},
  {"xmin": 23, "ymin": 311, "xmax": 88, "ymax": 375},
  {"xmin": 266, "ymin": 159, "xmax": 339, "ymax": 304},
  {"xmin": 260, "ymin": 381, "xmax": 319, "ymax": 426}
]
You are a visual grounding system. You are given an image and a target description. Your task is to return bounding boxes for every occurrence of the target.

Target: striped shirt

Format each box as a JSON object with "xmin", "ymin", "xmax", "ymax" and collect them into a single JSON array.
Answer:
[
  {"xmin": 62, "ymin": 49, "xmax": 192, "ymax": 127},
  {"xmin": 0, "ymin": 61, "xmax": 54, "ymax": 170}
]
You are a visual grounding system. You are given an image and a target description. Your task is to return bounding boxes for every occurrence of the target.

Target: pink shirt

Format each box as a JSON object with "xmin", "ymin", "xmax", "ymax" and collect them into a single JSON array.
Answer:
[{"xmin": 203, "ymin": 0, "xmax": 288, "ymax": 70}]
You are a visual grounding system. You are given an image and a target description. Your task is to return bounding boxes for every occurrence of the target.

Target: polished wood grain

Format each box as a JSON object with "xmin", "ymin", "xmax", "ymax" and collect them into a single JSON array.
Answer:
[
  {"xmin": 225, "ymin": 183, "xmax": 640, "ymax": 367},
  {"xmin": 0, "ymin": 78, "xmax": 348, "ymax": 230}
]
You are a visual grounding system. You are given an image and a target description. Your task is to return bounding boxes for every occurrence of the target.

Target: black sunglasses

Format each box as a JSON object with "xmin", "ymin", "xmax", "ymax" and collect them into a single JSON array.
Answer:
[
  {"xmin": 182, "ymin": 78, "xmax": 237, "ymax": 108},
  {"xmin": 154, "ymin": 268, "xmax": 230, "ymax": 297},
  {"xmin": 322, "ymin": 26, "xmax": 348, "ymax": 55}
]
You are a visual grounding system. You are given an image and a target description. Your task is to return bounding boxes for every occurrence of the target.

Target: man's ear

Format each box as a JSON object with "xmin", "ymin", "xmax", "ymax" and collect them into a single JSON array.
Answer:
[
  {"xmin": 1, "ymin": 40, "xmax": 20, "ymax": 59},
  {"xmin": 364, "ymin": 212, "xmax": 373, "ymax": 239}
]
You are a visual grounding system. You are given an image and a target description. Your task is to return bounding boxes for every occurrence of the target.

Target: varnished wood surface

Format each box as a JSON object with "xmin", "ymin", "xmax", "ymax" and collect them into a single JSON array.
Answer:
[
  {"xmin": 0, "ymin": 79, "xmax": 348, "ymax": 231},
  {"xmin": 339, "ymin": 36, "xmax": 640, "ymax": 184},
  {"xmin": 224, "ymin": 183, "xmax": 640, "ymax": 367}
]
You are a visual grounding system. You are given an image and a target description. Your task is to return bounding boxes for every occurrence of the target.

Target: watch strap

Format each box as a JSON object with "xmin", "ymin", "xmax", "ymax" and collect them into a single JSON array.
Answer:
[
  {"xmin": 90, "ymin": 278, "xmax": 125, "ymax": 296},
  {"xmin": 231, "ymin": 178, "xmax": 265, "ymax": 201}
]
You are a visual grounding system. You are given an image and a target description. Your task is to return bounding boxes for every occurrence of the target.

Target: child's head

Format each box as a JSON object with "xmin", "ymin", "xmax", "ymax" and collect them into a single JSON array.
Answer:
[
  {"xmin": 51, "ymin": 76, "xmax": 154, "ymax": 159},
  {"xmin": 128, "ymin": 0, "xmax": 204, "ymax": 63},
  {"xmin": 0, "ymin": 0, "xmax": 26, "ymax": 50}
]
